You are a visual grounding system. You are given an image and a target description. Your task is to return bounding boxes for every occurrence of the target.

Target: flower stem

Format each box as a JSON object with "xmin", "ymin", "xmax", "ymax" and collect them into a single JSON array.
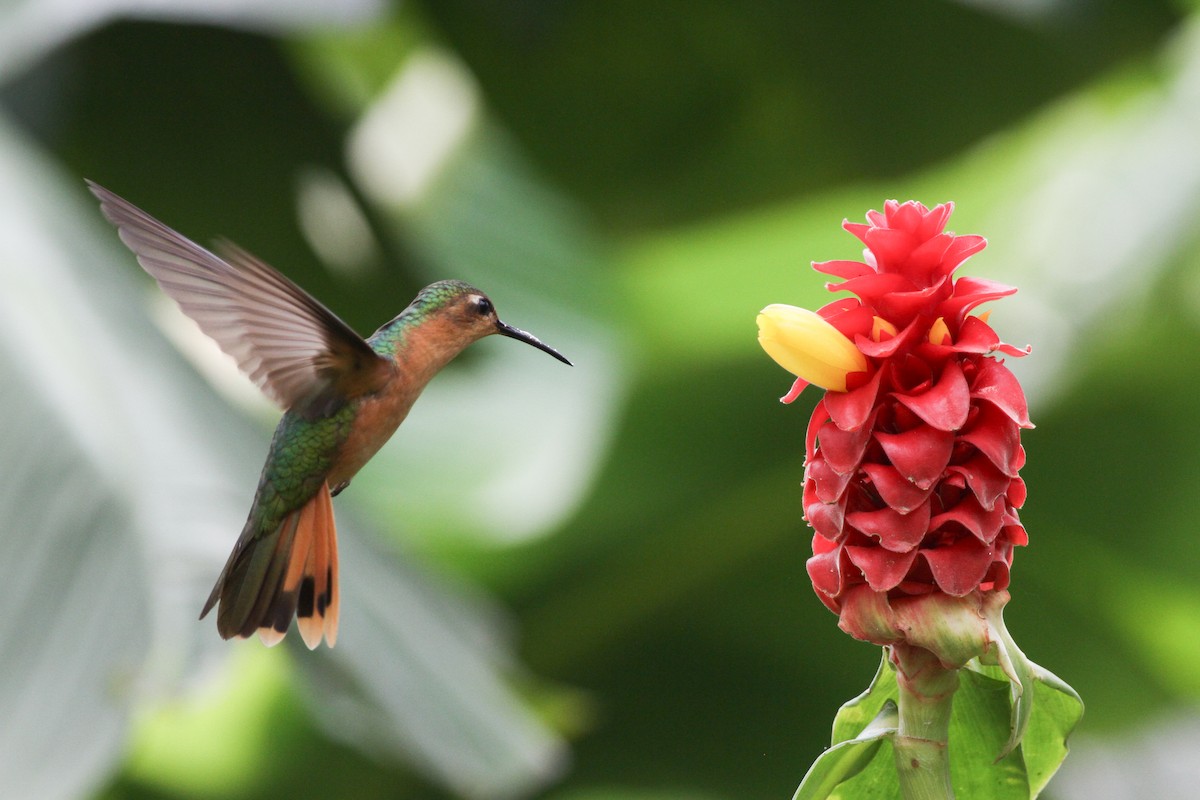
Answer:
[{"xmin": 890, "ymin": 644, "xmax": 959, "ymax": 800}]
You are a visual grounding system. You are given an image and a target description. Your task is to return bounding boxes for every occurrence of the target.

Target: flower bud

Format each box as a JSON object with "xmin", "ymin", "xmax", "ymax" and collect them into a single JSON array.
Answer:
[{"xmin": 756, "ymin": 304, "xmax": 868, "ymax": 392}]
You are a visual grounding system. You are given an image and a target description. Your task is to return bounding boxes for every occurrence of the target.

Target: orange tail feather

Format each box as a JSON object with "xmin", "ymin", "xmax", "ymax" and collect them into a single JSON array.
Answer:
[
  {"xmin": 204, "ymin": 482, "xmax": 340, "ymax": 649},
  {"xmin": 293, "ymin": 484, "xmax": 339, "ymax": 648}
]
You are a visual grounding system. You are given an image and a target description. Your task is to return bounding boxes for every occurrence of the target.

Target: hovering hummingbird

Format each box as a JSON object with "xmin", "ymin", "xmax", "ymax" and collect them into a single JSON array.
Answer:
[{"xmin": 87, "ymin": 181, "xmax": 572, "ymax": 650}]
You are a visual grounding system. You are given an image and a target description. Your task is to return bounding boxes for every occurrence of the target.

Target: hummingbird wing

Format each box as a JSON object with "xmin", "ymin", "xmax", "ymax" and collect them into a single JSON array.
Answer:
[{"xmin": 88, "ymin": 181, "xmax": 391, "ymax": 418}]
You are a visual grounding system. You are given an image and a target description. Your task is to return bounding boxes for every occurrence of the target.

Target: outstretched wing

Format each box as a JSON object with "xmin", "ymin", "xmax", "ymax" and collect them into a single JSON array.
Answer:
[{"xmin": 88, "ymin": 181, "xmax": 391, "ymax": 417}]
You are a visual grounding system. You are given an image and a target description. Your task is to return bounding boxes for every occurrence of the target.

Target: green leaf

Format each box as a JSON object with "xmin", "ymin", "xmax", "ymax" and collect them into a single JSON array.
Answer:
[
  {"xmin": 1015, "ymin": 665, "xmax": 1085, "ymax": 796},
  {"xmin": 830, "ymin": 652, "xmax": 899, "ymax": 745},
  {"xmin": 985, "ymin": 602, "xmax": 1038, "ymax": 758},
  {"xmin": 949, "ymin": 670, "xmax": 1030, "ymax": 800},
  {"xmin": 954, "ymin": 661, "xmax": 1083, "ymax": 799},
  {"xmin": 793, "ymin": 700, "xmax": 897, "ymax": 800},
  {"xmin": 790, "ymin": 653, "xmax": 898, "ymax": 800},
  {"xmin": 948, "ymin": 661, "xmax": 1083, "ymax": 798},
  {"xmin": 792, "ymin": 650, "xmax": 1082, "ymax": 800}
]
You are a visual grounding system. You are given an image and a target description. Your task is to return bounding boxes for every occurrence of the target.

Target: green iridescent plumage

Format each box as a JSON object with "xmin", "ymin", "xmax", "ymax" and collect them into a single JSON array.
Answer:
[
  {"xmin": 367, "ymin": 280, "xmax": 479, "ymax": 357},
  {"xmin": 244, "ymin": 280, "xmax": 480, "ymax": 533},
  {"xmin": 252, "ymin": 405, "xmax": 357, "ymax": 526}
]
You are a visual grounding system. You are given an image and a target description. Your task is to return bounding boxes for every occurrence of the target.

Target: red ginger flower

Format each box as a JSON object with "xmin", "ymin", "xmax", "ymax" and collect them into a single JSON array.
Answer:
[{"xmin": 759, "ymin": 201, "xmax": 1032, "ymax": 651}]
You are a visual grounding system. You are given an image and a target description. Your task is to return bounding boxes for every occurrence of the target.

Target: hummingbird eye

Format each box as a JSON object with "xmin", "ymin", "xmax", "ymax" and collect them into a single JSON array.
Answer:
[{"xmin": 473, "ymin": 296, "xmax": 494, "ymax": 316}]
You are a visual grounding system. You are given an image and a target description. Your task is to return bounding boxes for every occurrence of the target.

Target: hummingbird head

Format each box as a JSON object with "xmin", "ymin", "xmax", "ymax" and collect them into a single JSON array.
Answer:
[{"xmin": 413, "ymin": 280, "xmax": 573, "ymax": 366}]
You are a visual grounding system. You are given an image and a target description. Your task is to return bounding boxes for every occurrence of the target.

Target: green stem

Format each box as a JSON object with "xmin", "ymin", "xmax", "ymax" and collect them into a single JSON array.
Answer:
[{"xmin": 890, "ymin": 644, "xmax": 959, "ymax": 800}]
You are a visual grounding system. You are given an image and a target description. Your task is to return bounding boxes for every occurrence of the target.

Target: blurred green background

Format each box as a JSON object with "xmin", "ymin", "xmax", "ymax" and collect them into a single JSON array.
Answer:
[{"xmin": 2, "ymin": 1, "xmax": 1198, "ymax": 798}]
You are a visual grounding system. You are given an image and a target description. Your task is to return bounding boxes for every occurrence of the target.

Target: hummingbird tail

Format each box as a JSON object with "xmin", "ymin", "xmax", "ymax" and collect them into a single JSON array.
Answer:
[{"xmin": 202, "ymin": 482, "xmax": 340, "ymax": 649}]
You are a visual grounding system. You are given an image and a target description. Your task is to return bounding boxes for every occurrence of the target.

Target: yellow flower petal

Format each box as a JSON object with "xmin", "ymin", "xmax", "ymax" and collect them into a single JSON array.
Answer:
[
  {"xmin": 872, "ymin": 316, "xmax": 898, "ymax": 342},
  {"xmin": 757, "ymin": 304, "xmax": 868, "ymax": 392},
  {"xmin": 929, "ymin": 317, "xmax": 951, "ymax": 346}
]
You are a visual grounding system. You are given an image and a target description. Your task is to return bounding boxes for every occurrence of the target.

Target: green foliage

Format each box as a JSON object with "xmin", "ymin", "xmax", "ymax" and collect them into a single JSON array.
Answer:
[
  {"xmin": 795, "ymin": 653, "xmax": 1083, "ymax": 800},
  {"xmin": 0, "ymin": 1, "xmax": 1196, "ymax": 799}
]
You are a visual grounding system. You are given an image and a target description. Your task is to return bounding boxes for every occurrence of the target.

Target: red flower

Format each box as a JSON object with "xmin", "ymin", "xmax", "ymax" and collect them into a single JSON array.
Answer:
[{"xmin": 760, "ymin": 201, "xmax": 1032, "ymax": 649}]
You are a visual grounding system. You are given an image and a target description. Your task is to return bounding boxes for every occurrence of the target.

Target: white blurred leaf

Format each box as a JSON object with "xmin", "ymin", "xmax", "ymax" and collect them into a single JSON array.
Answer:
[
  {"xmin": 976, "ymin": 16, "xmax": 1200, "ymax": 402},
  {"xmin": 0, "ymin": 0, "xmax": 385, "ymax": 82},
  {"xmin": 0, "ymin": 354, "xmax": 149, "ymax": 800},
  {"xmin": 1052, "ymin": 713, "xmax": 1200, "ymax": 800},
  {"xmin": 301, "ymin": 531, "xmax": 567, "ymax": 799},
  {"xmin": 0, "ymin": 111, "xmax": 243, "ymax": 800},
  {"xmin": 0, "ymin": 111, "xmax": 566, "ymax": 798}
]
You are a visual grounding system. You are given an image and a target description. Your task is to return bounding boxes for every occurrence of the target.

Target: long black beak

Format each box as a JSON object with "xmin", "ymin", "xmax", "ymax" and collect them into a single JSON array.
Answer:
[{"xmin": 496, "ymin": 321, "xmax": 573, "ymax": 366}]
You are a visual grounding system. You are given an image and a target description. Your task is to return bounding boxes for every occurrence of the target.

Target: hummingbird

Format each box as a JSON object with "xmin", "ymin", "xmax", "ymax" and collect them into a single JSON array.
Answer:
[{"xmin": 87, "ymin": 181, "xmax": 572, "ymax": 650}]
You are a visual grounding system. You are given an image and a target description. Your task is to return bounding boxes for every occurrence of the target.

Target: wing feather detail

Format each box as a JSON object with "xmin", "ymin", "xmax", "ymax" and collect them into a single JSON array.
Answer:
[{"xmin": 87, "ymin": 181, "xmax": 390, "ymax": 415}]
